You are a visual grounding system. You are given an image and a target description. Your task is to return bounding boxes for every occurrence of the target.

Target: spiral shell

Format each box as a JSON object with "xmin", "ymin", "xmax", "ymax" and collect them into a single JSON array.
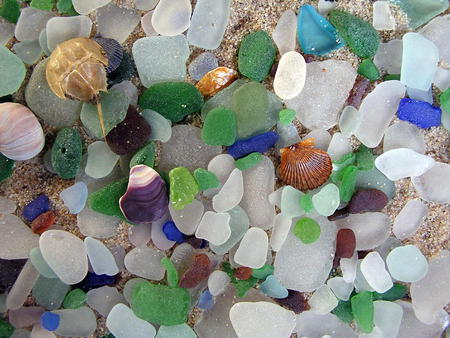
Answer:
[
  {"xmin": 46, "ymin": 38, "xmax": 109, "ymax": 103},
  {"xmin": 119, "ymin": 165, "xmax": 169, "ymax": 224},
  {"xmin": 278, "ymin": 138, "xmax": 332, "ymax": 191},
  {"xmin": 0, "ymin": 103, "xmax": 45, "ymax": 161}
]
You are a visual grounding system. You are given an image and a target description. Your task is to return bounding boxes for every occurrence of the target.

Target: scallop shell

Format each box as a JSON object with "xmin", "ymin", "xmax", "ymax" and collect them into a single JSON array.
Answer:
[
  {"xmin": 119, "ymin": 165, "xmax": 169, "ymax": 224},
  {"xmin": 0, "ymin": 103, "xmax": 45, "ymax": 161},
  {"xmin": 278, "ymin": 138, "xmax": 332, "ymax": 191},
  {"xmin": 93, "ymin": 37, "xmax": 123, "ymax": 74},
  {"xmin": 196, "ymin": 67, "xmax": 238, "ymax": 97},
  {"xmin": 46, "ymin": 37, "xmax": 109, "ymax": 103}
]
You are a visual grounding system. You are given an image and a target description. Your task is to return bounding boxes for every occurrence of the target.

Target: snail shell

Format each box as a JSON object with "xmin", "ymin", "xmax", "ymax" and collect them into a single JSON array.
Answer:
[
  {"xmin": 278, "ymin": 138, "xmax": 332, "ymax": 191},
  {"xmin": 46, "ymin": 37, "xmax": 109, "ymax": 104},
  {"xmin": 0, "ymin": 103, "xmax": 45, "ymax": 161},
  {"xmin": 119, "ymin": 165, "xmax": 169, "ymax": 224}
]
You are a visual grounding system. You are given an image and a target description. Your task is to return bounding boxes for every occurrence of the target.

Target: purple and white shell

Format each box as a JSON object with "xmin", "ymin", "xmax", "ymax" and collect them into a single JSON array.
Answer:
[{"xmin": 119, "ymin": 165, "xmax": 168, "ymax": 224}]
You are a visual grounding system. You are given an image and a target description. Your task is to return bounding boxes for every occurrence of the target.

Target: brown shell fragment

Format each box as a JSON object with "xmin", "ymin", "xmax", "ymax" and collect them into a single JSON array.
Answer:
[
  {"xmin": 195, "ymin": 67, "xmax": 238, "ymax": 96},
  {"xmin": 46, "ymin": 37, "xmax": 109, "ymax": 103},
  {"xmin": 278, "ymin": 138, "xmax": 332, "ymax": 191}
]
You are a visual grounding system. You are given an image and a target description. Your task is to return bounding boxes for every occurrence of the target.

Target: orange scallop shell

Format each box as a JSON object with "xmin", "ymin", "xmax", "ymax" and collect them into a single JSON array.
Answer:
[
  {"xmin": 195, "ymin": 67, "xmax": 238, "ymax": 97},
  {"xmin": 278, "ymin": 138, "xmax": 332, "ymax": 191}
]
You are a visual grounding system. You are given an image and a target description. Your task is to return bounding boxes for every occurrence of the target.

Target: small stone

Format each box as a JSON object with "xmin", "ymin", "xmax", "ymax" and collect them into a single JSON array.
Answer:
[
  {"xmin": 312, "ymin": 183, "xmax": 340, "ymax": 217},
  {"xmin": 23, "ymin": 195, "xmax": 50, "ymax": 222},
  {"xmin": 300, "ymin": 194, "xmax": 314, "ymax": 212},
  {"xmin": 46, "ymin": 15, "xmax": 92, "ymax": 51},
  {"xmin": 72, "ymin": 0, "xmax": 111, "ymax": 15},
  {"xmin": 412, "ymin": 162, "xmax": 450, "ymax": 204},
  {"xmin": 140, "ymin": 110, "xmax": 172, "ymax": 143},
  {"xmin": 140, "ymin": 10, "xmax": 157, "ymax": 37},
  {"xmin": 134, "ymin": 0, "xmax": 159, "ymax": 10},
  {"xmin": 40, "ymin": 312, "xmax": 60, "ymax": 331},
  {"xmin": 275, "ymin": 289, "xmax": 310, "ymax": 314},
  {"xmin": 348, "ymin": 189, "xmax": 388, "ymax": 213},
  {"xmin": 85, "ymin": 142, "xmax": 119, "ymax": 179},
  {"xmin": 132, "ymin": 35, "xmax": 190, "ymax": 87},
  {"xmin": 407, "ymin": 86, "xmax": 433, "ymax": 104},
  {"xmin": 234, "ymin": 228, "xmax": 268, "ymax": 269},
  {"xmin": 124, "ymin": 247, "xmax": 165, "ymax": 280},
  {"xmin": 238, "ymin": 30, "xmax": 276, "ymax": 82},
  {"xmin": 327, "ymin": 132, "xmax": 352, "ymax": 162},
  {"xmin": 39, "ymin": 230, "xmax": 88, "ymax": 285},
  {"xmin": 397, "ymin": 98, "xmax": 441, "ymax": 128},
  {"xmin": 0, "ymin": 45, "xmax": 25, "ymax": 97},
  {"xmin": 229, "ymin": 302, "xmax": 296, "ymax": 338},
  {"xmin": 336, "ymin": 229, "xmax": 356, "ymax": 259},
  {"xmin": 56, "ymin": 0, "xmax": 78, "ymax": 16},
  {"xmin": 51, "ymin": 128, "xmax": 82, "ymax": 179},
  {"xmin": 169, "ymin": 199, "xmax": 204, "ymax": 235},
  {"xmin": 419, "ymin": 14, "xmax": 450, "ymax": 65},
  {"xmin": 297, "ymin": 5, "xmax": 344, "ymax": 56},
  {"xmin": 29, "ymin": 247, "xmax": 58, "ymax": 279},
  {"xmin": 131, "ymin": 281, "xmax": 191, "ymax": 326},
  {"xmin": 212, "ymin": 168, "xmax": 243, "ymax": 213},
  {"xmin": 227, "ymin": 131, "xmax": 279, "ymax": 159},
  {"xmin": 88, "ymin": 178, "xmax": 128, "ymax": 220},
  {"xmin": 235, "ymin": 152, "xmax": 263, "ymax": 171},
  {"xmin": 393, "ymin": 200, "xmax": 428, "ymax": 240},
  {"xmin": 354, "ymin": 80, "xmax": 406, "ymax": 148},
  {"xmin": 391, "ymin": 0, "xmax": 448, "ymax": 29},
  {"xmin": 195, "ymin": 211, "xmax": 231, "ymax": 246},
  {"xmin": 383, "ymin": 121, "xmax": 426, "ymax": 154},
  {"xmin": 107, "ymin": 303, "xmax": 156, "ymax": 338},
  {"xmin": 274, "ymin": 51, "xmax": 306, "ymax": 100},
  {"xmin": 327, "ymin": 276, "xmax": 353, "ymax": 301},
  {"xmin": 360, "ymin": 252, "xmax": 393, "ymax": 293},
  {"xmin": 86, "ymin": 286, "xmax": 125, "ymax": 317},
  {"xmin": 208, "ymin": 270, "xmax": 230, "ymax": 296},
  {"xmin": 318, "ymin": 0, "xmax": 337, "ymax": 15},
  {"xmin": 162, "ymin": 221, "xmax": 185, "ymax": 244},
  {"xmin": 272, "ymin": 10, "xmax": 297, "ymax": 55},
  {"xmin": 373, "ymin": 39, "xmax": 403, "ymax": 74},
  {"xmin": 12, "ymin": 39, "xmax": 43, "ymax": 65},
  {"xmin": 30, "ymin": 210, "xmax": 55, "ymax": 237},
  {"xmin": 293, "ymin": 217, "xmax": 321, "ymax": 244},
  {"xmin": 188, "ymin": 52, "xmax": 218, "ymax": 81},
  {"xmin": 260, "ymin": 275, "xmax": 288, "ymax": 299},
  {"xmin": 9, "ymin": 306, "xmax": 44, "ymax": 329},
  {"xmin": 357, "ymin": 59, "xmax": 380, "ymax": 81},
  {"xmin": 157, "ymin": 324, "xmax": 196, "ymax": 338},
  {"xmin": 63, "ymin": 289, "xmax": 86, "ymax": 309},
  {"xmin": 32, "ymin": 275, "xmax": 70, "ymax": 310},
  {"xmin": 373, "ymin": 300, "xmax": 403, "ymax": 338},
  {"xmin": 0, "ymin": 154, "xmax": 14, "ymax": 182},
  {"xmin": 0, "ymin": 196, "xmax": 15, "ymax": 214},
  {"xmin": 179, "ymin": 254, "xmax": 211, "ymax": 288},
  {"xmin": 201, "ymin": 107, "xmax": 237, "ymax": 146},
  {"xmin": 356, "ymin": 167, "xmax": 395, "ymax": 200},
  {"xmin": 15, "ymin": 7, "xmax": 55, "ymax": 42},
  {"xmin": 0, "ymin": 18, "xmax": 14, "ymax": 45},
  {"xmin": 169, "ymin": 167, "xmax": 199, "ymax": 210},
  {"xmin": 152, "ymin": 0, "xmax": 191, "ymax": 37},
  {"xmin": 279, "ymin": 109, "xmax": 296, "ymax": 125},
  {"xmin": 329, "ymin": 10, "xmax": 380, "ymax": 58},
  {"xmin": 373, "ymin": 1, "xmax": 396, "ymax": 30},
  {"xmin": 193, "ymin": 168, "xmax": 220, "ymax": 191},
  {"xmin": 386, "ymin": 245, "xmax": 428, "ymax": 282},
  {"xmin": 338, "ymin": 166, "xmax": 359, "ymax": 203},
  {"xmin": 296, "ymin": 311, "xmax": 356, "ymax": 337},
  {"xmin": 60, "ymin": 182, "xmax": 88, "ymax": 215},
  {"xmin": 309, "ymin": 285, "xmax": 339, "ymax": 314},
  {"xmin": 84, "ymin": 237, "xmax": 118, "ymax": 276},
  {"xmin": 97, "ymin": 3, "xmax": 140, "ymax": 44},
  {"xmin": 52, "ymin": 307, "xmax": 96, "ymax": 337},
  {"xmin": 233, "ymin": 267, "xmax": 252, "ymax": 280},
  {"xmin": 0, "ymin": 0, "xmax": 19, "ymax": 23},
  {"xmin": 338, "ymin": 106, "xmax": 359, "ymax": 137},
  {"xmin": 152, "ymin": 217, "xmax": 177, "ymax": 250},
  {"xmin": 351, "ymin": 291, "xmax": 374, "ymax": 333}
]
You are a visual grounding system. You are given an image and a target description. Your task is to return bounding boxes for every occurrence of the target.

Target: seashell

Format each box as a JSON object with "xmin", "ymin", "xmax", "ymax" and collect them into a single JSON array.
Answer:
[
  {"xmin": 0, "ymin": 103, "xmax": 45, "ymax": 161},
  {"xmin": 93, "ymin": 37, "xmax": 123, "ymax": 74},
  {"xmin": 195, "ymin": 67, "xmax": 238, "ymax": 97},
  {"xmin": 278, "ymin": 138, "xmax": 332, "ymax": 191},
  {"xmin": 46, "ymin": 37, "xmax": 109, "ymax": 104},
  {"xmin": 119, "ymin": 165, "xmax": 169, "ymax": 224}
]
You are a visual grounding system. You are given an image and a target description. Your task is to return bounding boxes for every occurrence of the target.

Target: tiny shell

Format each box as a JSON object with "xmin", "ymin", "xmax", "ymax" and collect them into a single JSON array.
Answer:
[
  {"xmin": 0, "ymin": 103, "xmax": 45, "ymax": 161},
  {"xmin": 278, "ymin": 138, "xmax": 332, "ymax": 191},
  {"xmin": 196, "ymin": 67, "xmax": 238, "ymax": 96},
  {"xmin": 119, "ymin": 165, "xmax": 169, "ymax": 224},
  {"xmin": 93, "ymin": 37, "xmax": 123, "ymax": 74}
]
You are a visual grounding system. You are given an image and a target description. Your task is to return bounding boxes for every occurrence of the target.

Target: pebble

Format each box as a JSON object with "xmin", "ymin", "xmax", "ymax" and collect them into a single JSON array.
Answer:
[
  {"xmin": 85, "ymin": 141, "xmax": 119, "ymax": 179},
  {"xmin": 52, "ymin": 307, "xmax": 96, "ymax": 337},
  {"xmin": 339, "ymin": 106, "xmax": 360, "ymax": 137},
  {"xmin": 124, "ymin": 247, "xmax": 165, "ymax": 280},
  {"xmin": 130, "ymin": 142, "xmax": 156, "ymax": 169},
  {"xmin": 270, "ymin": 214, "xmax": 292, "ymax": 252},
  {"xmin": 276, "ymin": 122, "xmax": 301, "ymax": 149},
  {"xmin": 162, "ymin": 221, "xmax": 185, "ymax": 243},
  {"xmin": 336, "ymin": 229, "xmax": 356, "ymax": 259},
  {"xmin": 240, "ymin": 156, "xmax": 276, "ymax": 230},
  {"xmin": 169, "ymin": 167, "xmax": 199, "ymax": 210},
  {"xmin": 212, "ymin": 169, "xmax": 243, "ymax": 213},
  {"xmin": 193, "ymin": 168, "xmax": 220, "ymax": 191},
  {"xmin": 38, "ymin": 28, "xmax": 50, "ymax": 56},
  {"xmin": 0, "ymin": 45, "xmax": 25, "ymax": 97},
  {"xmin": 60, "ymin": 182, "xmax": 88, "ymax": 215},
  {"xmin": 407, "ymin": 85, "xmax": 433, "ymax": 104},
  {"xmin": 132, "ymin": 35, "xmax": 190, "ymax": 87},
  {"xmin": 238, "ymin": 30, "xmax": 276, "ymax": 82},
  {"xmin": 335, "ymin": 212, "xmax": 390, "ymax": 250},
  {"xmin": 357, "ymin": 58, "xmax": 381, "ymax": 81},
  {"xmin": 13, "ymin": 39, "xmax": 43, "ymax": 65},
  {"xmin": 274, "ymin": 216, "xmax": 336, "ymax": 292},
  {"xmin": 401, "ymin": 32, "xmax": 439, "ymax": 91},
  {"xmin": 412, "ymin": 162, "xmax": 450, "ymax": 204},
  {"xmin": 9, "ymin": 306, "xmax": 44, "ymax": 329},
  {"xmin": 0, "ymin": 18, "xmax": 14, "ymax": 45},
  {"xmin": 274, "ymin": 51, "xmax": 306, "ymax": 100},
  {"xmin": 234, "ymin": 227, "xmax": 268, "ymax": 269},
  {"xmin": 327, "ymin": 132, "xmax": 352, "ymax": 161},
  {"xmin": 209, "ymin": 206, "xmax": 249, "ymax": 255},
  {"xmin": 348, "ymin": 189, "xmax": 388, "ymax": 214},
  {"xmin": 169, "ymin": 199, "xmax": 204, "ymax": 235},
  {"xmin": 39, "ymin": 230, "xmax": 88, "ymax": 285},
  {"xmin": 134, "ymin": 0, "xmax": 159, "ymax": 10},
  {"xmin": 25, "ymin": 60, "xmax": 82, "ymax": 128},
  {"xmin": 86, "ymin": 286, "xmax": 124, "ymax": 317},
  {"xmin": 312, "ymin": 183, "xmax": 340, "ymax": 217},
  {"xmin": 33, "ymin": 275, "xmax": 70, "ymax": 310},
  {"xmin": 208, "ymin": 270, "xmax": 231, "ymax": 296},
  {"xmin": 327, "ymin": 276, "xmax": 353, "ymax": 301},
  {"xmin": 373, "ymin": 39, "xmax": 403, "ymax": 74},
  {"xmin": 297, "ymin": 5, "xmax": 344, "ymax": 56},
  {"xmin": 179, "ymin": 254, "xmax": 211, "ymax": 288},
  {"xmin": 107, "ymin": 303, "xmax": 156, "ymax": 338},
  {"xmin": 0, "ymin": 215, "xmax": 39, "ymax": 259},
  {"xmin": 152, "ymin": 0, "xmax": 191, "ymax": 36},
  {"xmin": 229, "ymin": 302, "xmax": 296, "ymax": 338},
  {"xmin": 393, "ymin": 199, "xmax": 428, "ymax": 240},
  {"xmin": 351, "ymin": 291, "xmax": 374, "ymax": 333},
  {"xmin": 29, "ymin": 248, "xmax": 58, "ymax": 279},
  {"xmin": 157, "ymin": 323, "xmax": 197, "ymax": 338},
  {"xmin": 373, "ymin": 1, "xmax": 396, "ymax": 30},
  {"xmin": 128, "ymin": 223, "xmax": 151, "ymax": 247},
  {"xmin": 278, "ymin": 109, "xmax": 296, "ymax": 125},
  {"xmin": 419, "ymin": 14, "xmax": 450, "ymax": 65},
  {"xmin": 309, "ymin": 285, "xmax": 338, "ymax": 315},
  {"xmin": 354, "ymin": 80, "xmax": 406, "ymax": 148},
  {"xmin": 260, "ymin": 275, "xmax": 288, "ymax": 299},
  {"xmin": 293, "ymin": 217, "xmax": 321, "ymax": 244},
  {"xmin": 187, "ymin": 0, "xmax": 230, "ymax": 50},
  {"xmin": 140, "ymin": 10, "xmax": 157, "ymax": 37},
  {"xmin": 77, "ymin": 207, "xmax": 120, "ymax": 239},
  {"xmin": 51, "ymin": 128, "xmax": 83, "ymax": 179},
  {"xmin": 411, "ymin": 251, "xmax": 450, "ymax": 324},
  {"xmin": 272, "ymin": 10, "xmax": 297, "ymax": 55},
  {"xmin": 397, "ymin": 98, "xmax": 441, "ymax": 128},
  {"xmin": 383, "ymin": 121, "xmax": 426, "ymax": 154},
  {"xmin": 195, "ymin": 211, "xmax": 231, "ymax": 245},
  {"xmin": 356, "ymin": 167, "xmax": 395, "ymax": 199},
  {"xmin": 295, "ymin": 311, "xmax": 357, "ymax": 338},
  {"xmin": 329, "ymin": 9, "xmax": 380, "ymax": 58},
  {"xmin": 360, "ymin": 251, "xmax": 393, "ymax": 293},
  {"xmin": 6, "ymin": 260, "xmax": 39, "ymax": 310},
  {"xmin": 97, "ymin": 3, "xmax": 140, "ymax": 44},
  {"xmin": 395, "ymin": 0, "xmax": 448, "ymax": 29},
  {"xmin": 45, "ymin": 15, "xmax": 92, "ymax": 51},
  {"xmin": 275, "ymin": 289, "xmax": 310, "ymax": 314},
  {"xmin": 23, "ymin": 195, "xmax": 50, "ymax": 222},
  {"xmin": 84, "ymin": 237, "xmax": 118, "ymax": 276},
  {"xmin": 375, "ymin": 148, "xmax": 435, "ymax": 181},
  {"xmin": 188, "ymin": 52, "xmax": 218, "ymax": 81},
  {"xmin": 227, "ymin": 131, "xmax": 279, "ymax": 159},
  {"xmin": 201, "ymin": 79, "xmax": 244, "ymax": 117},
  {"xmin": 63, "ymin": 289, "xmax": 86, "ymax": 309},
  {"xmin": 40, "ymin": 312, "xmax": 60, "ymax": 331},
  {"xmin": 72, "ymin": 0, "xmax": 111, "ymax": 15},
  {"xmin": 74, "ymin": 271, "xmax": 117, "ymax": 292},
  {"xmin": 285, "ymin": 60, "xmax": 356, "ymax": 130},
  {"xmin": 136, "ymin": 111, "xmax": 170, "ymax": 144},
  {"xmin": 80, "ymin": 89, "xmax": 129, "ymax": 139},
  {"xmin": 386, "ymin": 245, "xmax": 428, "ymax": 283},
  {"xmin": 202, "ymin": 107, "xmax": 237, "ymax": 146},
  {"xmin": 374, "ymin": 301, "xmax": 403, "ymax": 338}
]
